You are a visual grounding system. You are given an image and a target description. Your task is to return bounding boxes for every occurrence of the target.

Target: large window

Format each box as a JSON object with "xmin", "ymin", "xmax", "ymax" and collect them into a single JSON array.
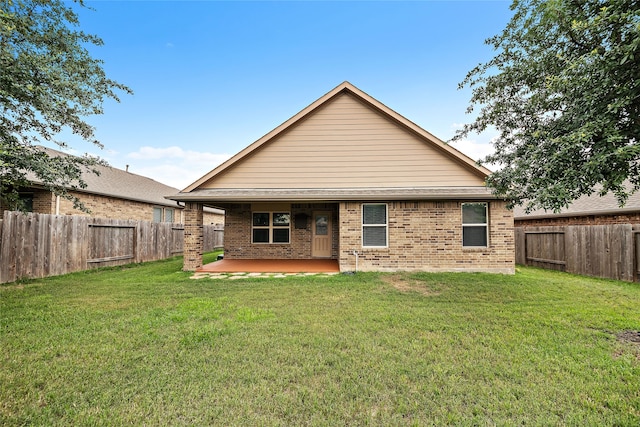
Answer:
[
  {"xmin": 362, "ymin": 203, "xmax": 387, "ymax": 247},
  {"xmin": 252, "ymin": 212, "xmax": 290, "ymax": 244},
  {"xmin": 462, "ymin": 202, "xmax": 488, "ymax": 247}
]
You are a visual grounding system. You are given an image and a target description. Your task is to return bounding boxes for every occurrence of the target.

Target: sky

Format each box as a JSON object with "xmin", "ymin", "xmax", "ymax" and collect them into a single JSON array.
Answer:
[{"xmin": 53, "ymin": 0, "xmax": 514, "ymax": 190}]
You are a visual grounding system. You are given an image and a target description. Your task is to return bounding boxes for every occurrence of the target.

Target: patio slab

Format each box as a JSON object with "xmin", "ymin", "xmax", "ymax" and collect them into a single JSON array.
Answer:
[{"xmin": 197, "ymin": 258, "xmax": 340, "ymax": 274}]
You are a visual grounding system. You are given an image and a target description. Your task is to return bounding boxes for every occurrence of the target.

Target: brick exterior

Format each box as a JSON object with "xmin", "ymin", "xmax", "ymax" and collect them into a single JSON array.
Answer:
[
  {"xmin": 222, "ymin": 200, "xmax": 514, "ymax": 273},
  {"xmin": 515, "ymin": 212, "xmax": 640, "ymax": 227},
  {"xmin": 183, "ymin": 202, "xmax": 204, "ymax": 271},
  {"xmin": 224, "ymin": 203, "xmax": 338, "ymax": 259},
  {"xmin": 338, "ymin": 200, "xmax": 514, "ymax": 273},
  {"xmin": 61, "ymin": 191, "xmax": 174, "ymax": 221},
  {"xmin": 3, "ymin": 188, "xmax": 224, "ymax": 225}
]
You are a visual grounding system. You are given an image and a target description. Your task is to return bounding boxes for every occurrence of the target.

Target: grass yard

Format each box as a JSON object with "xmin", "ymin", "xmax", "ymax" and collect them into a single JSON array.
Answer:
[{"xmin": 1, "ymin": 253, "xmax": 640, "ymax": 425}]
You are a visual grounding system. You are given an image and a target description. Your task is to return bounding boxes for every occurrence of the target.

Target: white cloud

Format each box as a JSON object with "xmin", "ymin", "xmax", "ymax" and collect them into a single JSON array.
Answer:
[
  {"xmin": 122, "ymin": 146, "xmax": 232, "ymax": 189},
  {"xmin": 448, "ymin": 138, "xmax": 495, "ymax": 162}
]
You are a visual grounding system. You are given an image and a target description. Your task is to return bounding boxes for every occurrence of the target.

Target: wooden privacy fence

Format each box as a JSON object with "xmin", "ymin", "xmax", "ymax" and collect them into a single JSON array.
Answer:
[
  {"xmin": 515, "ymin": 224, "xmax": 639, "ymax": 282},
  {"xmin": 0, "ymin": 211, "xmax": 224, "ymax": 284}
]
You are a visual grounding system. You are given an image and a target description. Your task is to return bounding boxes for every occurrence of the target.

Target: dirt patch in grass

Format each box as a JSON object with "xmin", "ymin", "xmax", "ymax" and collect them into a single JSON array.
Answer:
[
  {"xmin": 381, "ymin": 274, "xmax": 441, "ymax": 296},
  {"xmin": 614, "ymin": 330, "xmax": 640, "ymax": 361},
  {"xmin": 617, "ymin": 330, "xmax": 640, "ymax": 344}
]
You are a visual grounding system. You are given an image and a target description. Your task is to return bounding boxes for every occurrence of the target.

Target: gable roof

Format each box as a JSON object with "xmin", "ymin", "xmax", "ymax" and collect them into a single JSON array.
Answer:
[
  {"xmin": 514, "ymin": 190, "xmax": 640, "ymax": 220},
  {"xmin": 28, "ymin": 147, "xmax": 191, "ymax": 209},
  {"xmin": 182, "ymin": 81, "xmax": 491, "ymax": 195}
]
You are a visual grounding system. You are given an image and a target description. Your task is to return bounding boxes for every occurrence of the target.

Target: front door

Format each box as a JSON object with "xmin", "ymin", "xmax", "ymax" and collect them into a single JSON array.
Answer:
[{"xmin": 312, "ymin": 212, "xmax": 331, "ymax": 258}]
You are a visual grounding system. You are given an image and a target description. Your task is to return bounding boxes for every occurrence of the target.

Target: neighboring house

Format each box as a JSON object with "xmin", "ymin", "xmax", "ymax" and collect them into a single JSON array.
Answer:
[
  {"xmin": 514, "ymin": 190, "xmax": 640, "ymax": 227},
  {"xmin": 170, "ymin": 82, "xmax": 514, "ymax": 273},
  {"xmin": 2, "ymin": 147, "xmax": 224, "ymax": 225}
]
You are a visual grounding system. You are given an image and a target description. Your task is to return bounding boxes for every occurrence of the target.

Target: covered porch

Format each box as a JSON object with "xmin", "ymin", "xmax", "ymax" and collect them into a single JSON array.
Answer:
[{"xmin": 198, "ymin": 258, "xmax": 340, "ymax": 273}]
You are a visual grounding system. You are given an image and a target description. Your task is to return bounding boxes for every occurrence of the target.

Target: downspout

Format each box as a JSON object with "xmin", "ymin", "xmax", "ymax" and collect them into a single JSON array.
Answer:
[
  {"xmin": 55, "ymin": 195, "xmax": 60, "ymax": 215},
  {"xmin": 353, "ymin": 250, "xmax": 358, "ymax": 273}
]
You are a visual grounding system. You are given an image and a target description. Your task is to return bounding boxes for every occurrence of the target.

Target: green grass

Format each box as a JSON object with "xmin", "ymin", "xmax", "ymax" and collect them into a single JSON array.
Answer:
[{"xmin": 2, "ymin": 254, "xmax": 640, "ymax": 425}]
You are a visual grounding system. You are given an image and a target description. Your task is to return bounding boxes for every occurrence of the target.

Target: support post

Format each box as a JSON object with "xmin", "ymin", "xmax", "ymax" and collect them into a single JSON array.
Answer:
[{"xmin": 183, "ymin": 202, "xmax": 203, "ymax": 271}]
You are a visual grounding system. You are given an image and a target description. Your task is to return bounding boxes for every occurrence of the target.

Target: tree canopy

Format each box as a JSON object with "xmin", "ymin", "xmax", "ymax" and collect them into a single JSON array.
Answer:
[
  {"xmin": 455, "ymin": 0, "xmax": 640, "ymax": 212},
  {"xmin": 0, "ymin": 0, "xmax": 131, "ymax": 211}
]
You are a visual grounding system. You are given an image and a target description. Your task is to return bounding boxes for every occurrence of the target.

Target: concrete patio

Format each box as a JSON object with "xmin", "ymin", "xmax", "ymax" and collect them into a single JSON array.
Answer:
[{"xmin": 197, "ymin": 258, "xmax": 340, "ymax": 274}]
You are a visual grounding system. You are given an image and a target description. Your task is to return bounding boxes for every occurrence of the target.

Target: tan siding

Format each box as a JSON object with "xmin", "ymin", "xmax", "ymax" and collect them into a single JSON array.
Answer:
[{"xmin": 202, "ymin": 93, "xmax": 485, "ymax": 189}]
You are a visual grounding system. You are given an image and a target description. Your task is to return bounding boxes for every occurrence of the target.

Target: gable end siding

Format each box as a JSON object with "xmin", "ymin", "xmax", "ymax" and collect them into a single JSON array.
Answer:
[{"xmin": 202, "ymin": 92, "xmax": 486, "ymax": 189}]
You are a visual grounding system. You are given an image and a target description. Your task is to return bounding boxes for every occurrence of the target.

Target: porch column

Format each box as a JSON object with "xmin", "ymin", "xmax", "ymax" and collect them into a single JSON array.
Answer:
[{"xmin": 183, "ymin": 202, "xmax": 204, "ymax": 271}]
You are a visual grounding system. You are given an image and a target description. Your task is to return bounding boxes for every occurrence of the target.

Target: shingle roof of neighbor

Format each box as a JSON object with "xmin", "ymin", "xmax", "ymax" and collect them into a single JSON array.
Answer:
[
  {"xmin": 513, "ymin": 189, "xmax": 640, "ymax": 220},
  {"xmin": 31, "ymin": 147, "xmax": 224, "ymax": 212}
]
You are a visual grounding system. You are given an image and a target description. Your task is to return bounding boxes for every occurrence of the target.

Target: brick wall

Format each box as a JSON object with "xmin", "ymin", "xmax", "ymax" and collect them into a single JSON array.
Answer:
[
  {"xmin": 222, "ymin": 199, "xmax": 514, "ymax": 273},
  {"xmin": 56, "ymin": 191, "xmax": 165, "ymax": 221},
  {"xmin": 515, "ymin": 212, "xmax": 640, "ymax": 227},
  {"xmin": 33, "ymin": 190, "xmax": 56, "ymax": 213},
  {"xmin": 3, "ymin": 188, "xmax": 225, "ymax": 224},
  {"xmin": 224, "ymin": 203, "xmax": 338, "ymax": 259},
  {"xmin": 339, "ymin": 200, "xmax": 515, "ymax": 274}
]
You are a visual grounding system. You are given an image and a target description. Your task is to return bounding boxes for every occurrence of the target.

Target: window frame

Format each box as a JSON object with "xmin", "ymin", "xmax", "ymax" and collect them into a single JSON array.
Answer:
[
  {"xmin": 461, "ymin": 202, "xmax": 489, "ymax": 248},
  {"xmin": 165, "ymin": 208, "xmax": 175, "ymax": 223},
  {"xmin": 252, "ymin": 211, "xmax": 291, "ymax": 244},
  {"xmin": 362, "ymin": 203, "xmax": 388, "ymax": 248},
  {"xmin": 153, "ymin": 207, "xmax": 163, "ymax": 223}
]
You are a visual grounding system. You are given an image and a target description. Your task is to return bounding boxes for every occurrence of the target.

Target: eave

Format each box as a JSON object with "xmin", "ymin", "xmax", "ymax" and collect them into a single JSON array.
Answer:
[{"xmin": 167, "ymin": 187, "xmax": 498, "ymax": 204}]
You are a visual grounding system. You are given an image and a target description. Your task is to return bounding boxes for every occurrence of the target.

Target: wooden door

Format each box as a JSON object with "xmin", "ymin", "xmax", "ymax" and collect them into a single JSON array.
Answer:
[{"xmin": 312, "ymin": 212, "xmax": 331, "ymax": 258}]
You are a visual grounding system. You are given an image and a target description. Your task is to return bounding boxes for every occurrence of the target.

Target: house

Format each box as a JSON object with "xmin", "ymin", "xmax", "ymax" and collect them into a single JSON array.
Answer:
[
  {"xmin": 170, "ymin": 82, "xmax": 514, "ymax": 273},
  {"xmin": 2, "ymin": 147, "xmax": 224, "ymax": 225},
  {"xmin": 514, "ymin": 189, "xmax": 640, "ymax": 227}
]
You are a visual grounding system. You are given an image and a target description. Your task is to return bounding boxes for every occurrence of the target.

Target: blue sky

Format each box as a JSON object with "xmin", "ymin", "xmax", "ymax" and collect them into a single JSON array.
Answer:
[{"xmin": 57, "ymin": 0, "xmax": 513, "ymax": 189}]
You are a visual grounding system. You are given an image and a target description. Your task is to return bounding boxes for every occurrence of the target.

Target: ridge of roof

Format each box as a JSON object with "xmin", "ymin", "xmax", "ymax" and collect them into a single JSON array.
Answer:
[{"xmin": 182, "ymin": 81, "xmax": 491, "ymax": 192}]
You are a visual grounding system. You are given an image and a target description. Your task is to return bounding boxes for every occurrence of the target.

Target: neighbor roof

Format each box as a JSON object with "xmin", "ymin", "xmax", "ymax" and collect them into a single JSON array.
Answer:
[
  {"xmin": 513, "ymin": 190, "xmax": 640, "ymax": 220},
  {"xmin": 28, "ymin": 147, "xmax": 199, "ymax": 209}
]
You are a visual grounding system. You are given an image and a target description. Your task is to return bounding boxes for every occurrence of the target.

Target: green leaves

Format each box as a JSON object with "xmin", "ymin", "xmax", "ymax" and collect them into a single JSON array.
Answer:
[
  {"xmin": 455, "ymin": 0, "xmax": 640, "ymax": 213},
  {"xmin": 0, "ymin": 0, "xmax": 131, "ymax": 211}
]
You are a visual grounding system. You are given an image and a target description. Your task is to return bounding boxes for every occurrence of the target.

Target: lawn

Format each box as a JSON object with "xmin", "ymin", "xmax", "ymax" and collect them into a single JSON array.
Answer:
[{"xmin": 1, "ymin": 253, "xmax": 639, "ymax": 425}]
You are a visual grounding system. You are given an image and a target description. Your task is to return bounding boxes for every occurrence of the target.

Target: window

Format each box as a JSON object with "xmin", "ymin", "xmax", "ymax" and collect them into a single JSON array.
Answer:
[
  {"xmin": 252, "ymin": 212, "xmax": 290, "ymax": 244},
  {"xmin": 165, "ymin": 208, "xmax": 175, "ymax": 223},
  {"xmin": 153, "ymin": 207, "xmax": 163, "ymax": 223},
  {"xmin": 462, "ymin": 202, "xmax": 488, "ymax": 247},
  {"xmin": 362, "ymin": 203, "xmax": 387, "ymax": 247},
  {"xmin": 154, "ymin": 207, "xmax": 175, "ymax": 223},
  {"xmin": 18, "ymin": 194, "xmax": 34, "ymax": 212}
]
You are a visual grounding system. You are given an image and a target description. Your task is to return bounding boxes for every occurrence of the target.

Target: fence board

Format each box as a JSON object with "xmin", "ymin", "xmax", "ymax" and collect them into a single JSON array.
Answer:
[
  {"xmin": 0, "ymin": 212, "xmax": 224, "ymax": 283},
  {"xmin": 635, "ymin": 229, "xmax": 640, "ymax": 281},
  {"xmin": 517, "ymin": 224, "xmax": 638, "ymax": 282}
]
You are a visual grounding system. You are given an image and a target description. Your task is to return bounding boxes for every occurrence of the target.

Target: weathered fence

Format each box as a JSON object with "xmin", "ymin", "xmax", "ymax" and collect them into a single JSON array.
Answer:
[
  {"xmin": 515, "ymin": 224, "xmax": 639, "ymax": 282},
  {"xmin": 0, "ymin": 211, "xmax": 224, "ymax": 284}
]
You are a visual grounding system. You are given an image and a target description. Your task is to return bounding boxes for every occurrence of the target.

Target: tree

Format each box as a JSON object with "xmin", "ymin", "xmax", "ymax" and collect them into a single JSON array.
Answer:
[
  {"xmin": 0, "ymin": 0, "xmax": 131, "ymax": 211},
  {"xmin": 455, "ymin": 0, "xmax": 640, "ymax": 213}
]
